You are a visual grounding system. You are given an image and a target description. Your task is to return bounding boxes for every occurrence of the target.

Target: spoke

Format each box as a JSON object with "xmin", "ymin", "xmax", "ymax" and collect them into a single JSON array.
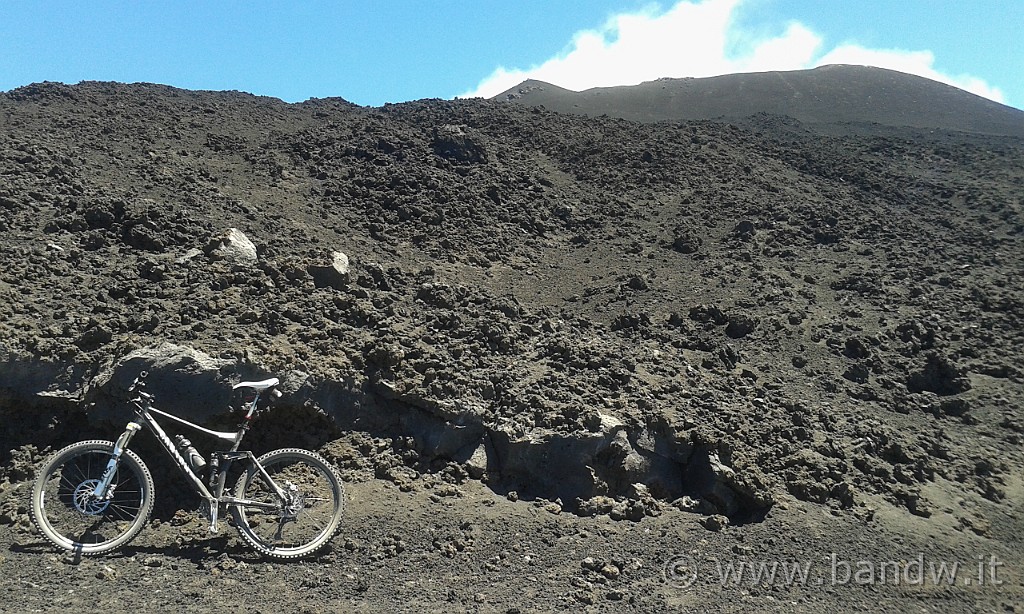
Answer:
[
  {"xmin": 108, "ymin": 503, "xmax": 140, "ymax": 517},
  {"xmin": 85, "ymin": 454, "xmax": 95, "ymax": 484},
  {"xmin": 65, "ymin": 462, "xmax": 90, "ymax": 486}
]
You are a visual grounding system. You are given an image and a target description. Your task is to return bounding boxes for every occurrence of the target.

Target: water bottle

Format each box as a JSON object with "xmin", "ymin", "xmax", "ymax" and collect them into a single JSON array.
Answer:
[
  {"xmin": 174, "ymin": 435, "xmax": 207, "ymax": 474},
  {"xmin": 207, "ymin": 454, "xmax": 220, "ymax": 488}
]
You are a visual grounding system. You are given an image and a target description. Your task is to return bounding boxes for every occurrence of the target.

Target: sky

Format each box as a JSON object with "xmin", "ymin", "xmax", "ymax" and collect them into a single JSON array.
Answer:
[{"xmin": 0, "ymin": 0, "xmax": 1021, "ymax": 110}]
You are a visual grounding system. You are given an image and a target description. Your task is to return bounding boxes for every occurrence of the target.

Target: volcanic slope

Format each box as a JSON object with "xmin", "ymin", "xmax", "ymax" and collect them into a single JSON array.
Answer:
[
  {"xmin": 496, "ymin": 64, "xmax": 1024, "ymax": 137},
  {"xmin": 0, "ymin": 80, "xmax": 1022, "ymax": 611}
]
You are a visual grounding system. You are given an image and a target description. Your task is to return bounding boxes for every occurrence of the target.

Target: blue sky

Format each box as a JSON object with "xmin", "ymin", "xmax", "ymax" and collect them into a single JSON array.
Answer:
[{"xmin": 1, "ymin": 0, "xmax": 1021, "ymax": 109}]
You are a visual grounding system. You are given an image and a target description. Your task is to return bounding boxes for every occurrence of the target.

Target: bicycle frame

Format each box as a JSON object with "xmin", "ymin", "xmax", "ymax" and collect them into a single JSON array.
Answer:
[{"xmin": 92, "ymin": 383, "xmax": 287, "ymax": 533}]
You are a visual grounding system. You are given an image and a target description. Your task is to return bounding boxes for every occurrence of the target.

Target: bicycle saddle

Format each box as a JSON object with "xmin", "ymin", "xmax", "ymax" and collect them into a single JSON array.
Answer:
[{"xmin": 232, "ymin": 377, "xmax": 280, "ymax": 391}]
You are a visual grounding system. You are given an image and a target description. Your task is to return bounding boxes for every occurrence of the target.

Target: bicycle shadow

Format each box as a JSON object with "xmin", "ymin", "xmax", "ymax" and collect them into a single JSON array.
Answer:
[{"xmin": 10, "ymin": 533, "xmax": 266, "ymax": 565}]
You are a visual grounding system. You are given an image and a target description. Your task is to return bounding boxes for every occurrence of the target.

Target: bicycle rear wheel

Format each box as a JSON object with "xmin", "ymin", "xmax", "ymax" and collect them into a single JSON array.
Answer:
[
  {"xmin": 30, "ymin": 440, "xmax": 154, "ymax": 556},
  {"xmin": 231, "ymin": 448, "xmax": 345, "ymax": 559}
]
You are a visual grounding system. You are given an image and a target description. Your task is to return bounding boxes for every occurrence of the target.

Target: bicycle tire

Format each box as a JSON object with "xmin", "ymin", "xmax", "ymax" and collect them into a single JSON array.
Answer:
[
  {"xmin": 231, "ymin": 448, "xmax": 345, "ymax": 559},
  {"xmin": 30, "ymin": 440, "xmax": 155, "ymax": 556}
]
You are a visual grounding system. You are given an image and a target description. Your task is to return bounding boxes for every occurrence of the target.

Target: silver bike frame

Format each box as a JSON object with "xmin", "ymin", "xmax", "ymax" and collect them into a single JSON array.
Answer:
[{"xmin": 93, "ymin": 387, "xmax": 288, "ymax": 533}]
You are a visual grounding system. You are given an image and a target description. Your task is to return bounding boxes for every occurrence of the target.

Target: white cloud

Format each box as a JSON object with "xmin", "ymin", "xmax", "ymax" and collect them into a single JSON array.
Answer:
[{"xmin": 459, "ymin": 0, "xmax": 1006, "ymax": 104}]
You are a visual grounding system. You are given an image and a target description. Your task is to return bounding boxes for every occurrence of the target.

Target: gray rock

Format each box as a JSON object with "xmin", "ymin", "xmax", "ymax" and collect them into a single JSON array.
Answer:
[
  {"xmin": 89, "ymin": 342, "xmax": 234, "ymax": 425},
  {"xmin": 203, "ymin": 228, "xmax": 257, "ymax": 265},
  {"xmin": 459, "ymin": 437, "xmax": 494, "ymax": 480},
  {"xmin": 700, "ymin": 514, "xmax": 730, "ymax": 531},
  {"xmin": 308, "ymin": 251, "xmax": 351, "ymax": 289}
]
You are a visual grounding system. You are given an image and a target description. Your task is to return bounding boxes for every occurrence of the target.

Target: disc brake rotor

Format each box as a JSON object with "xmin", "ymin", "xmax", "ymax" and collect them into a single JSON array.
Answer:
[{"xmin": 72, "ymin": 479, "xmax": 111, "ymax": 515}]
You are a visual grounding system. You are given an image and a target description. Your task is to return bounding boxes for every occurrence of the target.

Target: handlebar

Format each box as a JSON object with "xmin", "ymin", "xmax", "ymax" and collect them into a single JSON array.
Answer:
[{"xmin": 128, "ymin": 371, "xmax": 149, "ymax": 393}]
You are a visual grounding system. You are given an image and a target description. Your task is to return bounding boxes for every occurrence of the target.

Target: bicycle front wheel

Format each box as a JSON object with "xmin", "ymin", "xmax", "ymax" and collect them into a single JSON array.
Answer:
[
  {"xmin": 231, "ymin": 448, "xmax": 345, "ymax": 559},
  {"xmin": 30, "ymin": 440, "xmax": 154, "ymax": 556}
]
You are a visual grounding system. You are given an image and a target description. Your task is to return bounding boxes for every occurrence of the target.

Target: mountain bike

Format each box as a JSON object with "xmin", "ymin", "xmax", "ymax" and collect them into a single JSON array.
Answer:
[{"xmin": 29, "ymin": 371, "xmax": 345, "ymax": 559}]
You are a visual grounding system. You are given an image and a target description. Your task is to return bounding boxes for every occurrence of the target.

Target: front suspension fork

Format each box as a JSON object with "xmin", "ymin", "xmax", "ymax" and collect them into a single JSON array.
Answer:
[{"xmin": 92, "ymin": 420, "xmax": 143, "ymax": 499}]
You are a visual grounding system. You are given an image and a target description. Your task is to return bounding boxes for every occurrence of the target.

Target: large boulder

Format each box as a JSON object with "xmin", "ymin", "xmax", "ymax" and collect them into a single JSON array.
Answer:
[
  {"xmin": 308, "ymin": 251, "xmax": 351, "ymax": 289},
  {"xmin": 203, "ymin": 228, "xmax": 258, "ymax": 266},
  {"xmin": 88, "ymin": 343, "xmax": 237, "ymax": 425}
]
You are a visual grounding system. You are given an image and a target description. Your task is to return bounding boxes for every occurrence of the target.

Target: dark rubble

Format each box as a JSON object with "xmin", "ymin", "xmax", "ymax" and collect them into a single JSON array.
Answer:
[{"xmin": 0, "ymin": 81, "xmax": 1022, "ymax": 612}]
